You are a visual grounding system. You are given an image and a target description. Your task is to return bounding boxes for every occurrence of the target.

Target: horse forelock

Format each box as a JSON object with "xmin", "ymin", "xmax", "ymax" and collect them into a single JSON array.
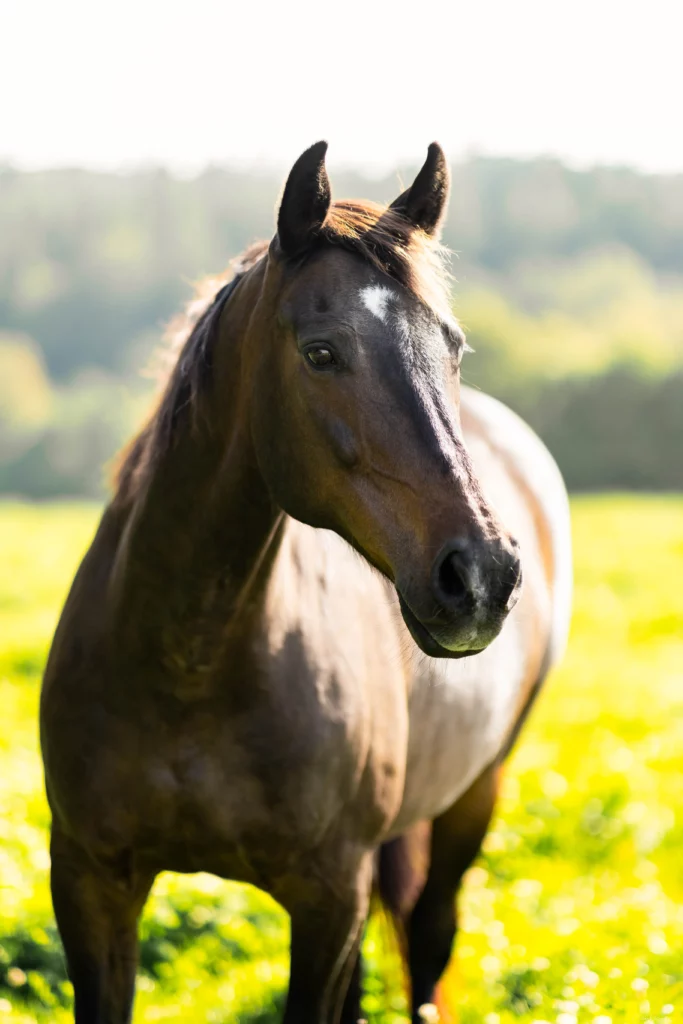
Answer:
[{"xmin": 322, "ymin": 199, "xmax": 454, "ymax": 326}]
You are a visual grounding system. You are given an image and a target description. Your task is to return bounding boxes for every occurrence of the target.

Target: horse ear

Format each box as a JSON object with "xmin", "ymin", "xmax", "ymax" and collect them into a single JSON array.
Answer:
[
  {"xmin": 389, "ymin": 142, "xmax": 450, "ymax": 237},
  {"xmin": 276, "ymin": 141, "xmax": 331, "ymax": 258}
]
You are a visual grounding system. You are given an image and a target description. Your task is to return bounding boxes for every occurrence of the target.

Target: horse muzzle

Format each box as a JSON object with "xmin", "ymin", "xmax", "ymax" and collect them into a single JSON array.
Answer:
[{"xmin": 397, "ymin": 535, "xmax": 523, "ymax": 658}]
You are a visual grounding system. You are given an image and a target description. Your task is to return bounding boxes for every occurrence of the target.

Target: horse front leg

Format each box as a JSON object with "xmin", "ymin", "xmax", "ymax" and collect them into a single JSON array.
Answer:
[
  {"xmin": 280, "ymin": 849, "xmax": 373, "ymax": 1024},
  {"xmin": 50, "ymin": 827, "xmax": 155, "ymax": 1024}
]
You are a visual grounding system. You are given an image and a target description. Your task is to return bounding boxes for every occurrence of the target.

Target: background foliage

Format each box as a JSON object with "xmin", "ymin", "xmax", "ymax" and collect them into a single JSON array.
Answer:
[
  {"xmin": 2, "ymin": 496, "xmax": 683, "ymax": 1023},
  {"xmin": 1, "ymin": 157, "xmax": 682, "ymax": 497}
]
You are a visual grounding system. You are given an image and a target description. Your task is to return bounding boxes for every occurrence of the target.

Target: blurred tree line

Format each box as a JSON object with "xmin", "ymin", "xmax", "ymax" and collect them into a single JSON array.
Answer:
[{"xmin": 0, "ymin": 157, "xmax": 681, "ymax": 496}]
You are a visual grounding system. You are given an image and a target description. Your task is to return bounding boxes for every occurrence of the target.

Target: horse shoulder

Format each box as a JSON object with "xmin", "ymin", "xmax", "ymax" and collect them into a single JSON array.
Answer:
[
  {"xmin": 460, "ymin": 386, "xmax": 572, "ymax": 666},
  {"xmin": 262, "ymin": 521, "xmax": 410, "ymax": 839}
]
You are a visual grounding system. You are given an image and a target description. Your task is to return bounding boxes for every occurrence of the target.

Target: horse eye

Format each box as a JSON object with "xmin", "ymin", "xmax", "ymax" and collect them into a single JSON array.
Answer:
[{"xmin": 305, "ymin": 346, "xmax": 336, "ymax": 368}]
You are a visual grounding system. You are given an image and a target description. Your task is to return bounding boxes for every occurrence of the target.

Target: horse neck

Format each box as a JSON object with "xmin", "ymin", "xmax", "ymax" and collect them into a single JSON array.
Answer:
[{"xmin": 109, "ymin": 264, "xmax": 283, "ymax": 693}]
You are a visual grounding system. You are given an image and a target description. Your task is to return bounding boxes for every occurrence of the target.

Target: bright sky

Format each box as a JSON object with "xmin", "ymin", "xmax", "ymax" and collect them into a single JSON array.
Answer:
[{"xmin": 3, "ymin": 0, "xmax": 681, "ymax": 175}]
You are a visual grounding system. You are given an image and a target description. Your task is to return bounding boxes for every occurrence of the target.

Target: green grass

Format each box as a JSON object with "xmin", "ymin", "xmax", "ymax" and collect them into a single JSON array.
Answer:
[{"xmin": 1, "ymin": 496, "xmax": 683, "ymax": 1023}]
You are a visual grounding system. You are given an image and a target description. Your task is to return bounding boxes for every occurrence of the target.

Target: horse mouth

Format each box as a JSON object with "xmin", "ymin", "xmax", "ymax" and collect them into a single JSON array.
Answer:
[{"xmin": 397, "ymin": 594, "xmax": 485, "ymax": 660}]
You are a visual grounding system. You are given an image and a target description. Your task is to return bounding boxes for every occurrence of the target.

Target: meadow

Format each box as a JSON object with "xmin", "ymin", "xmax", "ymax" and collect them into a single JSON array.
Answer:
[{"xmin": 1, "ymin": 495, "xmax": 682, "ymax": 1024}]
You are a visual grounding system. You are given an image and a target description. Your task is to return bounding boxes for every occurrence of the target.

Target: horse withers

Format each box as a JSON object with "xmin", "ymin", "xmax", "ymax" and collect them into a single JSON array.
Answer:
[{"xmin": 40, "ymin": 141, "xmax": 572, "ymax": 1024}]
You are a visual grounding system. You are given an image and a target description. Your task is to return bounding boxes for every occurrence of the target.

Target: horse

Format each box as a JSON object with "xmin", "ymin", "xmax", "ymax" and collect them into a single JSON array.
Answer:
[{"xmin": 40, "ymin": 141, "xmax": 572, "ymax": 1024}]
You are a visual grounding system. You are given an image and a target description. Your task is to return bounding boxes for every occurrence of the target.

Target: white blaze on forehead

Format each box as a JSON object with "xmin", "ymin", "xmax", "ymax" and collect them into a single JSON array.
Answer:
[{"xmin": 360, "ymin": 284, "xmax": 395, "ymax": 323}]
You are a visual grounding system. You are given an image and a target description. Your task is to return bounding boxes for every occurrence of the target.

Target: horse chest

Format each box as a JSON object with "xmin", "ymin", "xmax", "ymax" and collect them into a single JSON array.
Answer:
[
  {"xmin": 101, "ymin": 692, "xmax": 392, "ymax": 872},
  {"xmin": 393, "ymin": 616, "xmax": 528, "ymax": 832}
]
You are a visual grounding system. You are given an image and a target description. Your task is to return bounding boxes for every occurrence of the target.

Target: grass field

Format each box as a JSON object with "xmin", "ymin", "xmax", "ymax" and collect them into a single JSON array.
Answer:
[{"xmin": 1, "ymin": 496, "xmax": 683, "ymax": 1024}]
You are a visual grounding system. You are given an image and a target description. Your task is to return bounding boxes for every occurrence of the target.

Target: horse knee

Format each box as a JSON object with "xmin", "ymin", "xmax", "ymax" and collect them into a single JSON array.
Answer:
[
  {"xmin": 50, "ymin": 829, "xmax": 154, "ymax": 1024},
  {"xmin": 408, "ymin": 880, "xmax": 457, "ymax": 1005},
  {"xmin": 280, "ymin": 851, "xmax": 373, "ymax": 1024}
]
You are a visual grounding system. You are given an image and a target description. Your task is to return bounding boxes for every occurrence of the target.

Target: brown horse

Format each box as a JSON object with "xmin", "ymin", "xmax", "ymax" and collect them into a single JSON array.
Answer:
[{"xmin": 40, "ymin": 141, "xmax": 572, "ymax": 1024}]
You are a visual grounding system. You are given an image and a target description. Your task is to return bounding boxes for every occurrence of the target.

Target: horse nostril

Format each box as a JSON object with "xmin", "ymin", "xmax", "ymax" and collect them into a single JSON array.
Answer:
[
  {"xmin": 438, "ymin": 552, "xmax": 467, "ymax": 600},
  {"xmin": 434, "ymin": 547, "xmax": 472, "ymax": 609}
]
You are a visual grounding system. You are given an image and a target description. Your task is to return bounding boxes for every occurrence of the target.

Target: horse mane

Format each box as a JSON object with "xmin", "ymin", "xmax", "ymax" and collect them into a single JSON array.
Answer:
[{"xmin": 113, "ymin": 200, "xmax": 453, "ymax": 505}]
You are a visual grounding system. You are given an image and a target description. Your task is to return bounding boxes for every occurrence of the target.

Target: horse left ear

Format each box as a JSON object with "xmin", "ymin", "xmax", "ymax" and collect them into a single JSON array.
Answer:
[
  {"xmin": 389, "ymin": 142, "xmax": 450, "ymax": 238},
  {"xmin": 275, "ymin": 141, "xmax": 331, "ymax": 258}
]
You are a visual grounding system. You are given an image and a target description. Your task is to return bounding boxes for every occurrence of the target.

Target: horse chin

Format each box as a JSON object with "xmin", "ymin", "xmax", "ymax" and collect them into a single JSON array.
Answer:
[{"xmin": 397, "ymin": 594, "xmax": 486, "ymax": 660}]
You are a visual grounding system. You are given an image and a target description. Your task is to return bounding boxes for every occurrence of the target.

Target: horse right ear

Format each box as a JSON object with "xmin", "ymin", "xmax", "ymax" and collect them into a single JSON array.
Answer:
[{"xmin": 275, "ymin": 141, "xmax": 331, "ymax": 259}]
